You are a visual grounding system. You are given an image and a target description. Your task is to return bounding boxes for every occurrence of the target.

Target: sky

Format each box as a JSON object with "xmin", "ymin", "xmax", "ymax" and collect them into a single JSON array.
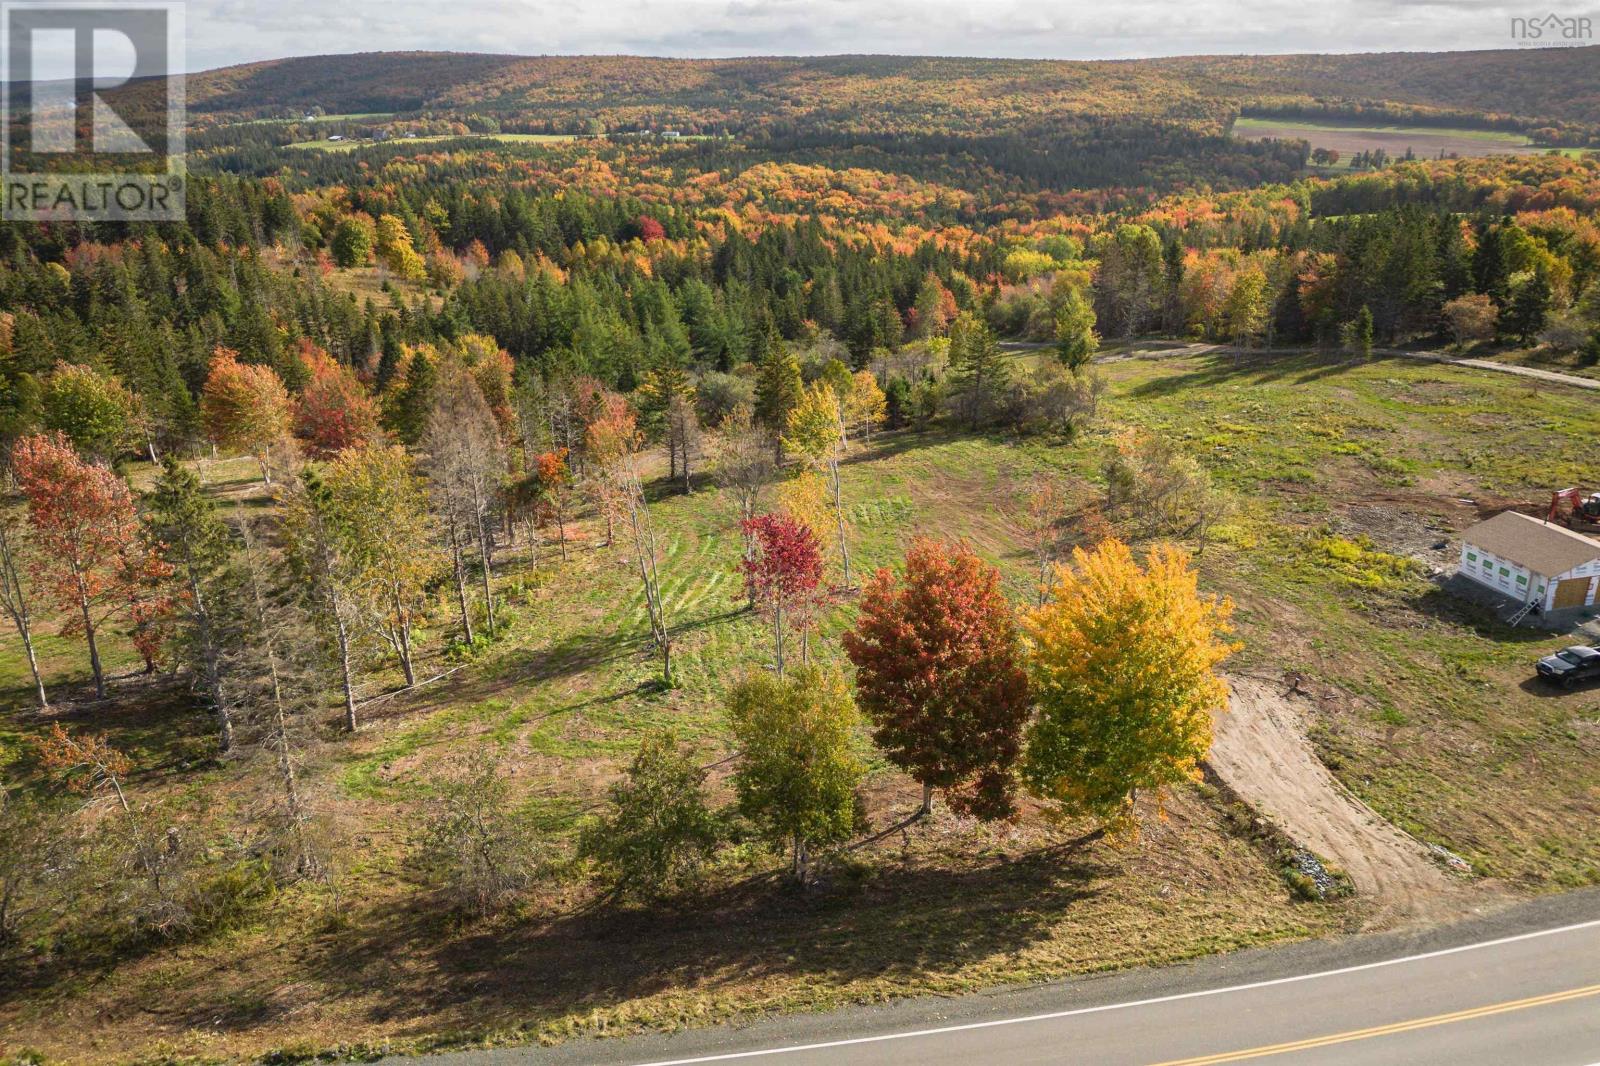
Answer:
[{"xmin": 183, "ymin": 0, "xmax": 1591, "ymax": 71}]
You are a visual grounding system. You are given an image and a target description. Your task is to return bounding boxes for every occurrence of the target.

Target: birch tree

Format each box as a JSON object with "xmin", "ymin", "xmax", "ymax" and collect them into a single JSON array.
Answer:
[
  {"xmin": 423, "ymin": 363, "xmax": 507, "ymax": 639},
  {"xmin": 322, "ymin": 443, "xmax": 438, "ymax": 687},
  {"xmin": 0, "ymin": 509, "xmax": 47, "ymax": 711}
]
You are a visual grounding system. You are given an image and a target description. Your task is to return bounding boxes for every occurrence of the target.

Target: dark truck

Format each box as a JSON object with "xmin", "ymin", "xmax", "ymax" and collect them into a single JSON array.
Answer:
[{"xmin": 1535, "ymin": 645, "xmax": 1600, "ymax": 688}]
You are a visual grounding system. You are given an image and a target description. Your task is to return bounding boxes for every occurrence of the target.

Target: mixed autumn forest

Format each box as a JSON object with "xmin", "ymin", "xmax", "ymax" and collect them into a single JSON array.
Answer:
[{"xmin": 2, "ymin": 45, "xmax": 1600, "ymax": 1064}]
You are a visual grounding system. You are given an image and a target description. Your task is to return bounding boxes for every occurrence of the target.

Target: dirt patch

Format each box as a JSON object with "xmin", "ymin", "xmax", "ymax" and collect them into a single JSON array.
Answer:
[{"xmin": 1209, "ymin": 675, "xmax": 1469, "ymax": 928}]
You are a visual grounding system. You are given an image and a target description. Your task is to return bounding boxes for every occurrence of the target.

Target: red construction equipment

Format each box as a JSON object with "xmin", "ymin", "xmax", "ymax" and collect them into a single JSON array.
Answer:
[{"xmin": 1547, "ymin": 488, "xmax": 1600, "ymax": 531}]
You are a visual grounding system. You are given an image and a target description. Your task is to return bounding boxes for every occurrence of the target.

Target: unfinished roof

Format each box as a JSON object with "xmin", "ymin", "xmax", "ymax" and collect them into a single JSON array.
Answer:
[{"xmin": 1462, "ymin": 510, "xmax": 1600, "ymax": 577}]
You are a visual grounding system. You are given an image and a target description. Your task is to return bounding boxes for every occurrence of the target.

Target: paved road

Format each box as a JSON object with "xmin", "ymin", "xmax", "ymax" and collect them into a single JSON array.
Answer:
[{"xmin": 408, "ymin": 890, "xmax": 1600, "ymax": 1066}]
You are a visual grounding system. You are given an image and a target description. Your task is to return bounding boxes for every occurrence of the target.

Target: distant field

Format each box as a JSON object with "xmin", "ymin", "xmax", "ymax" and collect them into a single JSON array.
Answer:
[
  {"xmin": 234, "ymin": 111, "xmax": 396, "ymax": 126},
  {"xmin": 1232, "ymin": 116, "xmax": 1541, "ymax": 166},
  {"xmin": 286, "ymin": 132, "xmax": 580, "ymax": 151}
]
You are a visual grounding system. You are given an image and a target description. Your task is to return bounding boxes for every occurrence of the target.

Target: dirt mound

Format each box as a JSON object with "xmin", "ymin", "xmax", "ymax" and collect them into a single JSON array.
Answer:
[{"xmin": 1209, "ymin": 675, "xmax": 1465, "ymax": 928}]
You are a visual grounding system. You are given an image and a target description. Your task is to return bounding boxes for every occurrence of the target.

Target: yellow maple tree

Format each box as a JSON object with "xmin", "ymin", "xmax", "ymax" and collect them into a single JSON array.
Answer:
[{"xmin": 1021, "ymin": 537, "xmax": 1237, "ymax": 838}]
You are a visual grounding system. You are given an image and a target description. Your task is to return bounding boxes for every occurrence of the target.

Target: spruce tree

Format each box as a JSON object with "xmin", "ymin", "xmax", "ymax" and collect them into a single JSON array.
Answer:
[{"xmin": 146, "ymin": 457, "xmax": 238, "ymax": 751}]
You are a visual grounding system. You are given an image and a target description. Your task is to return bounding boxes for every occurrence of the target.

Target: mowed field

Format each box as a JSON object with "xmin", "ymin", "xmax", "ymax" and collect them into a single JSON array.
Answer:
[
  {"xmin": 1231, "ymin": 116, "xmax": 1547, "ymax": 165},
  {"xmin": 285, "ymin": 132, "xmax": 582, "ymax": 152},
  {"xmin": 2, "ymin": 349, "xmax": 1599, "ymax": 1062}
]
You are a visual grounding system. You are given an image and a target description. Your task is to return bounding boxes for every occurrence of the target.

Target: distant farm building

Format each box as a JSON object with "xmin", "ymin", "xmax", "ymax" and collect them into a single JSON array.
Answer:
[{"xmin": 1458, "ymin": 511, "xmax": 1600, "ymax": 613}]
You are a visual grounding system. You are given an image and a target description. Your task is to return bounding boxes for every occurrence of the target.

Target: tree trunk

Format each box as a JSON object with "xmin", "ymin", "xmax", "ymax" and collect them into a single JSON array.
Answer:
[
  {"xmin": 391, "ymin": 592, "xmax": 417, "ymax": 686},
  {"xmin": 0, "ymin": 529, "xmax": 47, "ymax": 711},
  {"xmin": 266, "ymin": 644, "xmax": 315, "ymax": 878},
  {"xmin": 18, "ymin": 624, "xmax": 47, "ymax": 712},
  {"xmin": 920, "ymin": 781, "xmax": 934, "ymax": 817},
  {"xmin": 398, "ymin": 629, "xmax": 416, "ymax": 686},
  {"xmin": 336, "ymin": 615, "xmax": 357, "ymax": 732},
  {"xmin": 185, "ymin": 569, "xmax": 232, "ymax": 750},
  {"xmin": 773, "ymin": 603, "xmax": 785, "ymax": 677},
  {"xmin": 80, "ymin": 591, "xmax": 105, "ymax": 699},
  {"xmin": 474, "ymin": 508, "xmax": 496, "ymax": 633},
  {"xmin": 830, "ymin": 457, "xmax": 851, "ymax": 586},
  {"xmin": 448, "ymin": 519, "xmax": 474, "ymax": 645}
]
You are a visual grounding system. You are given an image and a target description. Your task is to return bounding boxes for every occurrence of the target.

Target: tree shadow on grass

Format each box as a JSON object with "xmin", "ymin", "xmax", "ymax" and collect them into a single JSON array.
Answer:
[
  {"xmin": 839, "ymin": 425, "xmax": 970, "ymax": 469},
  {"xmin": 1122, "ymin": 349, "xmax": 1399, "ymax": 400},
  {"xmin": 217, "ymin": 834, "xmax": 1108, "ymax": 1040}
]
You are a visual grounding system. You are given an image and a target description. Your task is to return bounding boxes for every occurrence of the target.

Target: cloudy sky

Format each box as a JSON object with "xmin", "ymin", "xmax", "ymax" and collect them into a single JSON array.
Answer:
[{"xmin": 183, "ymin": 0, "xmax": 1586, "ymax": 71}]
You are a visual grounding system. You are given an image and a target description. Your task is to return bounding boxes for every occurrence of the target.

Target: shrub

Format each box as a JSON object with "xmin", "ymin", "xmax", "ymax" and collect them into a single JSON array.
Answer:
[
  {"xmin": 697, "ymin": 371, "xmax": 755, "ymax": 428},
  {"xmin": 580, "ymin": 730, "xmax": 720, "ymax": 902},
  {"xmin": 412, "ymin": 764, "xmax": 545, "ymax": 916}
]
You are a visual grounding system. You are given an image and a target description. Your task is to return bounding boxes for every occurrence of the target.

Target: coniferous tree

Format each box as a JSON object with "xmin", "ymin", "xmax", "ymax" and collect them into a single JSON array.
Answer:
[
  {"xmin": 948, "ymin": 312, "xmax": 1012, "ymax": 428},
  {"xmin": 753, "ymin": 330, "xmax": 803, "ymax": 462},
  {"xmin": 146, "ymin": 457, "xmax": 238, "ymax": 750}
]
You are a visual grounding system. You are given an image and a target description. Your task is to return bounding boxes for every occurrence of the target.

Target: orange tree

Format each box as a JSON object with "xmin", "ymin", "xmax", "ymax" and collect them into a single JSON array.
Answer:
[
  {"xmin": 1021, "ymin": 538, "xmax": 1236, "ymax": 837},
  {"xmin": 842, "ymin": 538, "xmax": 1029, "ymax": 819},
  {"xmin": 200, "ymin": 348, "xmax": 292, "ymax": 484}
]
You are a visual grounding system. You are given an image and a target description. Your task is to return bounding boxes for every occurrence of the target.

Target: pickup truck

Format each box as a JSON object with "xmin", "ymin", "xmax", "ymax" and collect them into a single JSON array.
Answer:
[{"xmin": 1535, "ymin": 645, "xmax": 1600, "ymax": 688}]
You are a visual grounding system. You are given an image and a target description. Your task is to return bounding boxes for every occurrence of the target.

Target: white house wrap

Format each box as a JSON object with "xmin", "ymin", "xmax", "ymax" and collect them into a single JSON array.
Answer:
[{"xmin": 1458, "ymin": 510, "xmax": 1600, "ymax": 612}]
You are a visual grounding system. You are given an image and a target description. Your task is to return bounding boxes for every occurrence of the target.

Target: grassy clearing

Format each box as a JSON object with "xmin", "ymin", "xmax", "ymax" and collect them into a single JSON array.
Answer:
[
  {"xmin": 1094, "ymin": 349, "xmax": 1600, "ymax": 887},
  {"xmin": 2, "ymin": 348, "xmax": 1597, "ymax": 1062},
  {"xmin": 285, "ymin": 133, "xmax": 580, "ymax": 152},
  {"xmin": 1231, "ymin": 116, "xmax": 1545, "ymax": 169}
]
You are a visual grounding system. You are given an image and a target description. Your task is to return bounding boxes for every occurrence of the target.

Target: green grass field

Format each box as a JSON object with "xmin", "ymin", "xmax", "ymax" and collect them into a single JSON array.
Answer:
[
  {"xmin": 3, "ymin": 348, "xmax": 1598, "ymax": 1062},
  {"xmin": 286, "ymin": 132, "xmax": 582, "ymax": 151}
]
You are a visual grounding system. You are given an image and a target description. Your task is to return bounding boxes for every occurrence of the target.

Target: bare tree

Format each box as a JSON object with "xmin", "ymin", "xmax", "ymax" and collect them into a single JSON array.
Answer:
[
  {"xmin": 146, "ymin": 457, "xmax": 236, "ymax": 750},
  {"xmin": 712, "ymin": 404, "xmax": 774, "ymax": 589},
  {"xmin": 667, "ymin": 392, "xmax": 703, "ymax": 494},
  {"xmin": 283, "ymin": 471, "xmax": 368, "ymax": 732},
  {"xmin": 1020, "ymin": 474, "xmax": 1068, "ymax": 606},
  {"xmin": 425, "ymin": 365, "xmax": 508, "ymax": 639},
  {"xmin": 221, "ymin": 515, "xmax": 323, "ymax": 880}
]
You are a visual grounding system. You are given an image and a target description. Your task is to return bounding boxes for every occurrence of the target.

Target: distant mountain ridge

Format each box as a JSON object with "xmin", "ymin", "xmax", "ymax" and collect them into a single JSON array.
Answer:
[{"xmin": 183, "ymin": 48, "xmax": 1600, "ymax": 135}]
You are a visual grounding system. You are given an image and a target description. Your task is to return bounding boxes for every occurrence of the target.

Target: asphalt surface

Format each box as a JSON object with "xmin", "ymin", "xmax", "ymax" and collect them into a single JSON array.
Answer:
[{"xmin": 401, "ymin": 888, "xmax": 1600, "ymax": 1066}]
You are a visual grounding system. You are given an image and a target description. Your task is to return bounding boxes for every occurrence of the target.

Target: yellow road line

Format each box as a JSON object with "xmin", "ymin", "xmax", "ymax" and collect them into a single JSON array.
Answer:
[{"xmin": 1146, "ymin": 983, "xmax": 1600, "ymax": 1066}]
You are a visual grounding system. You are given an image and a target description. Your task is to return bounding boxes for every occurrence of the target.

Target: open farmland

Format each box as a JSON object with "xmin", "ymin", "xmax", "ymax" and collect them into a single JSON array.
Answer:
[{"xmin": 1231, "ymin": 116, "xmax": 1543, "ymax": 165}]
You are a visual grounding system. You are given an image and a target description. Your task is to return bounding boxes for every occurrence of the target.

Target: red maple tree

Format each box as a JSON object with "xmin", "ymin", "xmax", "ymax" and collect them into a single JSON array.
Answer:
[
  {"xmin": 293, "ymin": 342, "xmax": 381, "ymax": 458},
  {"xmin": 842, "ymin": 538, "xmax": 1029, "ymax": 819},
  {"xmin": 11, "ymin": 432, "xmax": 171, "ymax": 698},
  {"xmin": 636, "ymin": 215, "xmax": 667, "ymax": 243},
  {"xmin": 740, "ymin": 513, "xmax": 826, "ymax": 675}
]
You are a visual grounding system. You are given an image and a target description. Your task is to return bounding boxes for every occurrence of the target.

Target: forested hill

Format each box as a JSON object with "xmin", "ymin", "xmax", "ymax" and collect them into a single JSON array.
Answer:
[{"xmin": 186, "ymin": 48, "xmax": 1600, "ymax": 135}]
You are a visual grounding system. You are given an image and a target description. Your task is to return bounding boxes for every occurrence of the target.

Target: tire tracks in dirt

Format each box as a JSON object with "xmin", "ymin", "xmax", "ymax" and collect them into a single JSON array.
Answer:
[{"xmin": 1208, "ymin": 675, "xmax": 1471, "ymax": 927}]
